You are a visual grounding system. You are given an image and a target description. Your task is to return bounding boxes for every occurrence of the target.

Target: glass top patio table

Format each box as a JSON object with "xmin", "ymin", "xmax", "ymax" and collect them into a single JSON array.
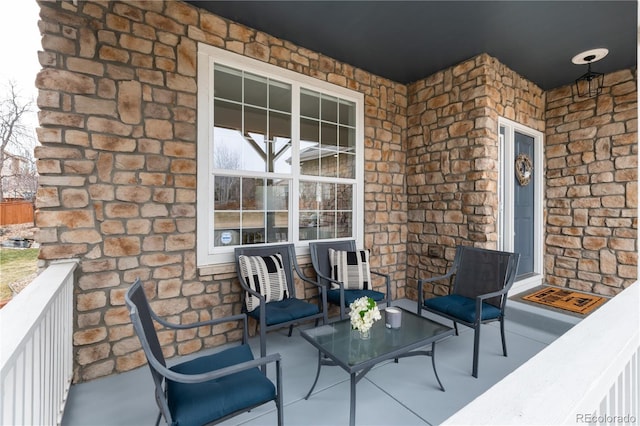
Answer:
[{"xmin": 300, "ymin": 307, "xmax": 455, "ymax": 426}]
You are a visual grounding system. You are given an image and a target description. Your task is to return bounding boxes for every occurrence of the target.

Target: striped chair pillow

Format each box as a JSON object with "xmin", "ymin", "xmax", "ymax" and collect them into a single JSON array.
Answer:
[
  {"xmin": 238, "ymin": 254, "xmax": 288, "ymax": 312},
  {"xmin": 328, "ymin": 249, "xmax": 372, "ymax": 290}
]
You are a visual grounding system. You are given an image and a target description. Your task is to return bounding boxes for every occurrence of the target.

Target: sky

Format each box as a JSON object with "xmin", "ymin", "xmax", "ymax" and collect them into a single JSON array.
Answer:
[{"xmin": 0, "ymin": 0, "xmax": 41, "ymax": 130}]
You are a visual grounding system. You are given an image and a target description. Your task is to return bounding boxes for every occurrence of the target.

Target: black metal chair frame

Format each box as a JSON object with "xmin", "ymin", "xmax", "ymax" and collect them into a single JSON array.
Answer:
[
  {"xmin": 234, "ymin": 243, "xmax": 328, "ymax": 361},
  {"xmin": 125, "ymin": 278, "xmax": 283, "ymax": 426},
  {"xmin": 417, "ymin": 246, "xmax": 520, "ymax": 378},
  {"xmin": 309, "ymin": 239, "xmax": 391, "ymax": 320}
]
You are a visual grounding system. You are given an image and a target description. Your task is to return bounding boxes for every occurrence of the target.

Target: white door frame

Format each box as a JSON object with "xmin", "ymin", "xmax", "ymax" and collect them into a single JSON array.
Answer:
[{"xmin": 498, "ymin": 117, "xmax": 544, "ymax": 294}]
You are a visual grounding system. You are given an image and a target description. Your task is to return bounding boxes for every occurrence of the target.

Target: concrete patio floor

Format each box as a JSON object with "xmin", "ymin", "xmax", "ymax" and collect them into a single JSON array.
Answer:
[{"xmin": 61, "ymin": 298, "xmax": 581, "ymax": 426}]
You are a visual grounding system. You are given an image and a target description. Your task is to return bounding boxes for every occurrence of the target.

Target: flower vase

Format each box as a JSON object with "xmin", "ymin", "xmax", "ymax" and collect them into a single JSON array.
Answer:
[{"xmin": 359, "ymin": 329, "xmax": 370, "ymax": 340}]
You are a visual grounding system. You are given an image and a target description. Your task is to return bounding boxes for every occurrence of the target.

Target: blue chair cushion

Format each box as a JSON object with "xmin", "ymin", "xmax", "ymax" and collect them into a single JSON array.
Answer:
[
  {"xmin": 247, "ymin": 297, "xmax": 320, "ymax": 326},
  {"xmin": 327, "ymin": 289, "xmax": 385, "ymax": 307},
  {"xmin": 423, "ymin": 294, "xmax": 502, "ymax": 323},
  {"xmin": 167, "ymin": 344, "xmax": 275, "ymax": 426}
]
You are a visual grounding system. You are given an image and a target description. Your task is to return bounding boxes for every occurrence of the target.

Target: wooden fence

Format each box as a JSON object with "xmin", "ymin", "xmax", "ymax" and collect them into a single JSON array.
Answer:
[{"xmin": 0, "ymin": 201, "xmax": 34, "ymax": 226}]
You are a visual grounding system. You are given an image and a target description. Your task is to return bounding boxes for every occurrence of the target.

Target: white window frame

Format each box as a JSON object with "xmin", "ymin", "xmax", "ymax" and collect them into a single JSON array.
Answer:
[
  {"xmin": 498, "ymin": 117, "xmax": 544, "ymax": 294},
  {"xmin": 197, "ymin": 44, "xmax": 365, "ymax": 267}
]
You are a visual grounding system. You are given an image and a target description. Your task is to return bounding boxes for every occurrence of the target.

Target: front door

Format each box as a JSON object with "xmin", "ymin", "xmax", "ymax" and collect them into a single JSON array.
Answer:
[
  {"xmin": 499, "ymin": 118, "xmax": 542, "ymax": 286},
  {"xmin": 514, "ymin": 132, "xmax": 535, "ymax": 278}
]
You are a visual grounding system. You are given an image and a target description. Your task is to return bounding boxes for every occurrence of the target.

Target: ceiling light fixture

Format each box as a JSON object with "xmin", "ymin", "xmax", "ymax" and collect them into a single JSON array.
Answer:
[{"xmin": 572, "ymin": 48, "xmax": 609, "ymax": 98}]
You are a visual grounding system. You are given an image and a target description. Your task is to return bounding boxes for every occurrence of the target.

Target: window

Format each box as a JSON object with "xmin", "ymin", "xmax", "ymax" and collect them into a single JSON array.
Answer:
[{"xmin": 197, "ymin": 45, "xmax": 364, "ymax": 266}]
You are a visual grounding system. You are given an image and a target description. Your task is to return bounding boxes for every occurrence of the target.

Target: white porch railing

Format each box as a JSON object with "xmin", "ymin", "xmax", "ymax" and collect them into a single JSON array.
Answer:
[
  {"xmin": 444, "ymin": 282, "xmax": 640, "ymax": 425},
  {"xmin": 0, "ymin": 260, "xmax": 78, "ymax": 426}
]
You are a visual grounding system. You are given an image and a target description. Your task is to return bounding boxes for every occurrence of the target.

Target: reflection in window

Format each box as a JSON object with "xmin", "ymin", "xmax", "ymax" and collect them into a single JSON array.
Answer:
[
  {"xmin": 206, "ymin": 61, "xmax": 358, "ymax": 251},
  {"xmin": 298, "ymin": 181, "xmax": 353, "ymax": 241},
  {"xmin": 214, "ymin": 177, "xmax": 290, "ymax": 247},
  {"xmin": 214, "ymin": 65, "xmax": 292, "ymax": 174}
]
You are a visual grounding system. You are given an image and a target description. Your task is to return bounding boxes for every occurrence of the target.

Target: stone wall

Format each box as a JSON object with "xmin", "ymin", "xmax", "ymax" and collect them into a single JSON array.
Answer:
[
  {"xmin": 35, "ymin": 0, "xmax": 407, "ymax": 382},
  {"xmin": 545, "ymin": 70, "xmax": 637, "ymax": 295},
  {"xmin": 34, "ymin": 0, "xmax": 638, "ymax": 383},
  {"xmin": 405, "ymin": 54, "xmax": 545, "ymax": 299}
]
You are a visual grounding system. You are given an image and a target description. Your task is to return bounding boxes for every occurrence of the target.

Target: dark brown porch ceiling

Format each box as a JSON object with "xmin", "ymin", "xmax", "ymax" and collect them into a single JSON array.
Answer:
[{"xmin": 187, "ymin": 1, "xmax": 637, "ymax": 90}]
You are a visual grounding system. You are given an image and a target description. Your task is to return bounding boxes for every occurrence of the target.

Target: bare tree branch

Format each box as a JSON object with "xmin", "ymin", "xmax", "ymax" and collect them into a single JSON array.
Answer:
[{"xmin": 0, "ymin": 80, "xmax": 37, "ymax": 201}]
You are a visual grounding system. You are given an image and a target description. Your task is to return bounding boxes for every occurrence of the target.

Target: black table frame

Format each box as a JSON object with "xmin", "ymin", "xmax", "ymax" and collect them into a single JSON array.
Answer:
[{"xmin": 300, "ymin": 307, "xmax": 455, "ymax": 426}]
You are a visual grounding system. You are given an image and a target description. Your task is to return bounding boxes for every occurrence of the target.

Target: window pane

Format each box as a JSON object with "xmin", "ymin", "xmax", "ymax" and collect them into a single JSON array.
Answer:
[
  {"xmin": 214, "ymin": 101, "xmax": 241, "ymax": 130},
  {"xmin": 338, "ymin": 153, "xmax": 355, "ymax": 179},
  {"xmin": 265, "ymin": 179, "xmax": 289, "ymax": 210},
  {"xmin": 301, "ymin": 89, "xmax": 320, "ymax": 118},
  {"xmin": 272, "ymin": 138, "xmax": 292, "ymax": 173},
  {"xmin": 215, "ymin": 228, "xmax": 240, "ymax": 246},
  {"xmin": 318, "ymin": 211, "xmax": 335, "ymax": 239},
  {"xmin": 241, "ymin": 135, "xmax": 266, "ymax": 172},
  {"xmin": 214, "ymin": 212, "xmax": 240, "ymax": 245},
  {"xmin": 299, "ymin": 181, "xmax": 317, "ymax": 210},
  {"xmin": 270, "ymin": 81, "xmax": 291, "ymax": 112},
  {"xmin": 319, "ymin": 182, "xmax": 335, "ymax": 210},
  {"xmin": 244, "ymin": 72, "xmax": 267, "ymax": 108},
  {"xmin": 301, "ymin": 118, "xmax": 319, "ymax": 144},
  {"xmin": 270, "ymin": 111, "xmax": 290, "ymax": 141},
  {"xmin": 336, "ymin": 184, "xmax": 353, "ymax": 210},
  {"xmin": 321, "ymin": 96, "xmax": 338, "ymax": 122},
  {"xmin": 321, "ymin": 122, "xmax": 338, "ymax": 148},
  {"xmin": 267, "ymin": 212, "xmax": 289, "ymax": 243},
  {"xmin": 338, "ymin": 126, "xmax": 356, "ymax": 151},
  {"xmin": 320, "ymin": 122, "xmax": 338, "ymax": 178},
  {"xmin": 242, "ymin": 177, "xmax": 264, "ymax": 210},
  {"xmin": 245, "ymin": 106, "xmax": 267, "ymax": 136},
  {"xmin": 339, "ymin": 100, "xmax": 356, "ymax": 126},
  {"xmin": 299, "ymin": 211, "xmax": 318, "ymax": 241},
  {"xmin": 214, "ymin": 176, "xmax": 240, "ymax": 209},
  {"xmin": 213, "ymin": 129, "xmax": 243, "ymax": 170},
  {"xmin": 336, "ymin": 211, "xmax": 352, "ymax": 238},
  {"xmin": 242, "ymin": 212, "xmax": 265, "ymax": 244},
  {"xmin": 214, "ymin": 65, "xmax": 242, "ymax": 102}
]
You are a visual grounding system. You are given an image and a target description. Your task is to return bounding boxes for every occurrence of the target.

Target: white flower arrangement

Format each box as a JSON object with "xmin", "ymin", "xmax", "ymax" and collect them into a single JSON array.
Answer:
[{"xmin": 349, "ymin": 296, "xmax": 381, "ymax": 333}]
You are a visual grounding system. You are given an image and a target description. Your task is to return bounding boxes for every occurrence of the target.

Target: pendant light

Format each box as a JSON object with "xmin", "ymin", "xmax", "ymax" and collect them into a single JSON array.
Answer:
[{"xmin": 572, "ymin": 48, "xmax": 608, "ymax": 98}]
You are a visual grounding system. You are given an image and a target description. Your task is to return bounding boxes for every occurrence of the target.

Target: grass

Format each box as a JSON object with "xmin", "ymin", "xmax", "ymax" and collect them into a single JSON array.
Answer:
[{"xmin": 0, "ymin": 248, "xmax": 39, "ymax": 301}]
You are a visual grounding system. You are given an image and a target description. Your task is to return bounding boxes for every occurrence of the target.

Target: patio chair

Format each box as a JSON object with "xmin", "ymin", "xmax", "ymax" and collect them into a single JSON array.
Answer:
[
  {"xmin": 309, "ymin": 240, "xmax": 391, "ymax": 320},
  {"xmin": 235, "ymin": 243, "xmax": 327, "ymax": 361},
  {"xmin": 417, "ymin": 246, "xmax": 520, "ymax": 378},
  {"xmin": 125, "ymin": 278, "xmax": 283, "ymax": 426}
]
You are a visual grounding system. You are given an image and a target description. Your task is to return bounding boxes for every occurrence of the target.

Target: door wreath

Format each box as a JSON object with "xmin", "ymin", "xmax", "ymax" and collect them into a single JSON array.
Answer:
[{"xmin": 515, "ymin": 153, "xmax": 533, "ymax": 186}]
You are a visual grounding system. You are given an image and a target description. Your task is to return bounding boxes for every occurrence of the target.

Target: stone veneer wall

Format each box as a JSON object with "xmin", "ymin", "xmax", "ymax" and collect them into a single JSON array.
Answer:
[
  {"xmin": 405, "ymin": 54, "xmax": 545, "ymax": 299},
  {"xmin": 35, "ymin": 0, "xmax": 407, "ymax": 382},
  {"xmin": 545, "ymin": 70, "xmax": 637, "ymax": 295}
]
